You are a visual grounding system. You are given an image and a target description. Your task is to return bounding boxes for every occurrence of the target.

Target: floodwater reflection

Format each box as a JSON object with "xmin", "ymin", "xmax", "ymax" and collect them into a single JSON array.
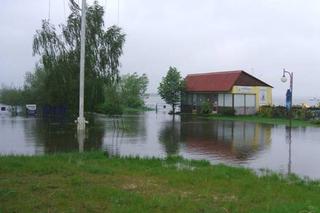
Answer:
[
  {"xmin": 179, "ymin": 116, "xmax": 272, "ymax": 163},
  {"xmin": 1, "ymin": 112, "xmax": 320, "ymax": 179},
  {"xmin": 158, "ymin": 120, "xmax": 180, "ymax": 156},
  {"xmin": 286, "ymin": 123, "xmax": 293, "ymax": 175}
]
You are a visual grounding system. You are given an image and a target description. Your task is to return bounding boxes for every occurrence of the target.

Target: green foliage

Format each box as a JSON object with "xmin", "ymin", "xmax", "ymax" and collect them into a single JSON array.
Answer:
[
  {"xmin": 96, "ymin": 84, "xmax": 123, "ymax": 115},
  {"xmin": 120, "ymin": 73, "xmax": 148, "ymax": 108},
  {"xmin": 258, "ymin": 105, "xmax": 273, "ymax": 117},
  {"xmin": 200, "ymin": 100, "xmax": 212, "ymax": 114},
  {"xmin": 258, "ymin": 106, "xmax": 287, "ymax": 118},
  {"xmin": 258, "ymin": 106, "xmax": 316, "ymax": 120},
  {"xmin": 0, "ymin": 86, "xmax": 24, "ymax": 106},
  {"xmin": 272, "ymin": 106, "xmax": 287, "ymax": 118},
  {"xmin": 158, "ymin": 67, "xmax": 183, "ymax": 113},
  {"xmin": 98, "ymin": 73, "xmax": 149, "ymax": 115},
  {"xmin": 292, "ymin": 107, "xmax": 314, "ymax": 120},
  {"xmin": 24, "ymin": 1, "xmax": 125, "ymax": 113},
  {"xmin": 217, "ymin": 107, "xmax": 235, "ymax": 116}
]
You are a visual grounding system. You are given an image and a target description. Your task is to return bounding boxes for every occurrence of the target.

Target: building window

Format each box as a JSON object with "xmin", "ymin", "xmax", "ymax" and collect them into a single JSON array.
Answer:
[
  {"xmin": 224, "ymin": 94, "xmax": 233, "ymax": 107},
  {"xmin": 245, "ymin": 95, "xmax": 256, "ymax": 107},
  {"xmin": 218, "ymin": 94, "xmax": 224, "ymax": 107},
  {"xmin": 192, "ymin": 93, "xmax": 197, "ymax": 105},
  {"xmin": 234, "ymin": 94, "xmax": 245, "ymax": 107}
]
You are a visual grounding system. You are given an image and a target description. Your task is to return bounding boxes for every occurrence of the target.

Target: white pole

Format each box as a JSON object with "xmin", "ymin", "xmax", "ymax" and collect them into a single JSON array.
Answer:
[{"xmin": 77, "ymin": 0, "xmax": 87, "ymax": 130}]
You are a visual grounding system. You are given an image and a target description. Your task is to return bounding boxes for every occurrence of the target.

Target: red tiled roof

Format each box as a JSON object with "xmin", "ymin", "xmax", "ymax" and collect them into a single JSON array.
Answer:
[
  {"xmin": 185, "ymin": 70, "xmax": 272, "ymax": 92},
  {"xmin": 185, "ymin": 70, "xmax": 242, "ymax": 92}
]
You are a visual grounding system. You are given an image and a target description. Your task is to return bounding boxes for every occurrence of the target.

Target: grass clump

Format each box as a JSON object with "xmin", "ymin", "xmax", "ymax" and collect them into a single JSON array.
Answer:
[
  {"xmin": 207, "ymin": 114, "xmax": 320, "ymax": 127},
  {"xmin": 1, "ymin": 152, "xmax": 320, "ymax": 212}
]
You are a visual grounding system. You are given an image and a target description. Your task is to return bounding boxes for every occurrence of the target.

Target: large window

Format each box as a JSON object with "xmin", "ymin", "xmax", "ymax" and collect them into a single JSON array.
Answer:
[
  {"xmin": 234, "ymin": 94, "xmax": 245, "ymax": 107},
  {"xmin": 245, "ymin": 95, "xmax": 256, "ymax": 107},
  {"xmin": 192, "ymin": 94, "xmax": 197, "ymax": 105},
  {"xmin": 224, "ymin": 94, "xmax": 233, "ymax": 107},
  {"xmin": 218, "ymin": 94, "xmax": 224, "ymax": 107}
]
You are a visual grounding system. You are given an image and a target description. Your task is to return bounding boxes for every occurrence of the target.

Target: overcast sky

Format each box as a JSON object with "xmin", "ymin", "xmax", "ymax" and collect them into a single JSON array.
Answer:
[{"xmin": 1, "ymin": 0, "xmax": 320, "ymax": 100}]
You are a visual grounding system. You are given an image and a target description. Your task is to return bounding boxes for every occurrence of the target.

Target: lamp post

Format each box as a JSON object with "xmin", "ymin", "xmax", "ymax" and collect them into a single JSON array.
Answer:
[{"xmin": 281, "ymin": 69, "xmax": 293, "ymax": 114}]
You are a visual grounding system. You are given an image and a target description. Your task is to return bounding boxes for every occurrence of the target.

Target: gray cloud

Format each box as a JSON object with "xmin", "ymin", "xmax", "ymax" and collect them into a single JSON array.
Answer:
[{"xmin": 1, "ymin": 0, "xmax": 319, "ymax": 100}]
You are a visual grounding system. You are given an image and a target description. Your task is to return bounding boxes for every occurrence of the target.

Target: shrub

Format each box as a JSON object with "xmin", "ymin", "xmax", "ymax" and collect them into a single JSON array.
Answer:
[
  {"xmin": 258, "ymin": 105, "xmax": 316, "ymax": 120},
  {"xmin": 200, "ymin": 100, "xmax": 212, "ymax": 114},
  {"xmin": 272, "ymin": 106, "xmax": 287, "ymax": 118},
  {"xmin": 95, "ymin": 102, "xmax": 123, "ymax": 115},
  {"xmin": 218, "ymin": 107, "xmax": 235, "ymax": 116},
  {"xmin": 292, "ymin": 107, "xmax": 314, "ymax": 120},
  {"xmin": 258, "ymin": 106, "xmax": 273, "ymax": 117}
]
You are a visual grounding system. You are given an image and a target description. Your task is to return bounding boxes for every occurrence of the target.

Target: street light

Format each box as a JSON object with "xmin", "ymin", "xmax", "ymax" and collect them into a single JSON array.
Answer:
[{"xmin": 281, "ymin": 69, "xmax": 293, "ymax": 113}]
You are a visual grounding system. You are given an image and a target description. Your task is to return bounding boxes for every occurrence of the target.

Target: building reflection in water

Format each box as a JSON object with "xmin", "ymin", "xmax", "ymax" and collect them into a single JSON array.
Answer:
[{"xmin": 179, "ymin": 116, "xmax": 272, "ymax": 162}]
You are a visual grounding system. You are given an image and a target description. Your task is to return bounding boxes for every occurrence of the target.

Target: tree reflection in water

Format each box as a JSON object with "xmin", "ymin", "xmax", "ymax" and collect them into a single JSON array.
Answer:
[
  {"xmin": 158, "ymin": 119, "xmax": 180, "ymax": 156},
  {"xmin": 25, "ymin": 114, "xmax": 106, "ymax": 154}
]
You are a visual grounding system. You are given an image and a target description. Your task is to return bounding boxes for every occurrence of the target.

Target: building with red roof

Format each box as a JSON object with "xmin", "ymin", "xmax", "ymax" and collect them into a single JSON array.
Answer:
[{"xmin": 181, "ymin": 70, "xmax": 273, "ymax": 115}]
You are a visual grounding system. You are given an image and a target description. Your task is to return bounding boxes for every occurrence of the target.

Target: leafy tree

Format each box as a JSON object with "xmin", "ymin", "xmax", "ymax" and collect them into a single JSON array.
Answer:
[
  {"xmin": 158, "ymin": 67, "xmax": 183, "ymax": 114},
  {"xmin": 96, "ymin": 83, "xmax": 123, "ymax": 115},
  {"xmin": 26, "ymin": 0, "xmax": 125, "ymax": 113},
  {"xmin": 98, "ymin": 73, "xmax": 149, "ymax": 115},
  {"xmin": 0, "ymin": 86, "xmax": 24, "ymax": 106},
  {"xmin": 120, "ymin": 73, "xmax": 148, "ymax": 108}
]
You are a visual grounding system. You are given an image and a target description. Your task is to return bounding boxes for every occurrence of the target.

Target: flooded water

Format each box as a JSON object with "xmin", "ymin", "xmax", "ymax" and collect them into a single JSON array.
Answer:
[{"xmin": 1, "ymin": 111, "xmax": 320, "ymax": 179}]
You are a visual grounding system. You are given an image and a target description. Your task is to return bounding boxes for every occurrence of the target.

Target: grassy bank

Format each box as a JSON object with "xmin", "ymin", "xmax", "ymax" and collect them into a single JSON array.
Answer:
[
  {"xmin": 206, "ymin": 114, "xmax": 320, "ymax": 127},
  {"xmin": 123, "ymin": 106, "xmax": 154, "ymax": 113},
  {"xmin": 1, "ymin": 152, "xmax": 320, "ymax": 212}
]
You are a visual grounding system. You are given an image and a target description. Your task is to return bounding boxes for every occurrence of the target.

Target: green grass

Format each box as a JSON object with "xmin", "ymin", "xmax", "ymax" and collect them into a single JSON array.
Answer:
[
  {"xmin": 123, "ymin": 106, "xmax": 154, "ymax": 113},
  {"xmin": 1, "ymin": 152, "xmax": 320, "ymax": 212},
  {"xmin": 206, "ymin": 114, "xmax": 320, "ymax": 127}
]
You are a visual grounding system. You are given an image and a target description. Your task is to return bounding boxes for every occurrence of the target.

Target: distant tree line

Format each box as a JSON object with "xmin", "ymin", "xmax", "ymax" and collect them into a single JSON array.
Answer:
[{"xmin": 0, "ymin": 1, "xmax": 148, "ymax": 115}]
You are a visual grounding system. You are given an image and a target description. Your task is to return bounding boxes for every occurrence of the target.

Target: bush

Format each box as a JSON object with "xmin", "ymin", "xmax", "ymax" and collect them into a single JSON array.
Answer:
[
  {"xmin": 95, "ymin": 102, "xmax": 123, "ymax": 115},
  {"xmin": 292, "ymin": 107, "xmax": 314, "ymax": 120},
  {"xmin": 258, "ymin": 105, "xmax": 317, "ymax": 120},
  {"xmin": 258, "ymin": 106, "xmax": 273, "ymax": 117},
  {"xmin": 218, "ymin": 107, "xmax": 235, "ymax": 116},
  {"xmin": 272, "ymin": 106, "xmax": 287, "ymax": 118},
  {"xmin": 200, "ymin": 100, "xmax": 212, "ymax": 114}
]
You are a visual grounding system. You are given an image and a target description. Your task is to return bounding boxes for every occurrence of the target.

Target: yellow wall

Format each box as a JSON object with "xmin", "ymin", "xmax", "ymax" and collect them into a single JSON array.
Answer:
[{"xmin": 231, "ymin": 86, "xmax": 272, "ymax": 110}]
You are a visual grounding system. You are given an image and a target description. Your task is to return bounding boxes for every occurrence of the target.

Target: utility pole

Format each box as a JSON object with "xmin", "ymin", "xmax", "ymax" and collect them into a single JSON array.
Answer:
[{"xmin": 77, "ymin": 0, "xmax": 87, "ymax": 130}]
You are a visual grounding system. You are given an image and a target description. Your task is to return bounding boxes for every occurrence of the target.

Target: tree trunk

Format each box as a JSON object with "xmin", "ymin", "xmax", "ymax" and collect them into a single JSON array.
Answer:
[{"xmin": 172, "ymin": 103, "xmax": 175, "ymax": 121}]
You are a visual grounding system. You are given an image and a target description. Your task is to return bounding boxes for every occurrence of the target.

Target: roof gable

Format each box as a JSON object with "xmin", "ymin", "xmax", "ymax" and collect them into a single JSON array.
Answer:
[
  {"xmin": 235, "ymin": 71, "xmax": 273, "ymax": 88},
  {"xmin": 185, "ymin": 70, "xmax": 272, "ymax": 92}
]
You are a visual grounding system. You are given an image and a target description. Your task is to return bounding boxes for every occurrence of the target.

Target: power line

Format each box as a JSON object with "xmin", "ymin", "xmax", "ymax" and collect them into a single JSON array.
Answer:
[
  {"xmin": 63, "ymin": 0, "xmax": 66, "ymax": 20},
  {"xmin": 48, "ymin": 0, "xmax": 51, "ymax": 20},
  {"xmin": 117, "ymin": 0, "xmax": 120, "ymax": 25},
  {"xmin": 105, "ymin": 0, "xmax": 107, "ymax": 24}
]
